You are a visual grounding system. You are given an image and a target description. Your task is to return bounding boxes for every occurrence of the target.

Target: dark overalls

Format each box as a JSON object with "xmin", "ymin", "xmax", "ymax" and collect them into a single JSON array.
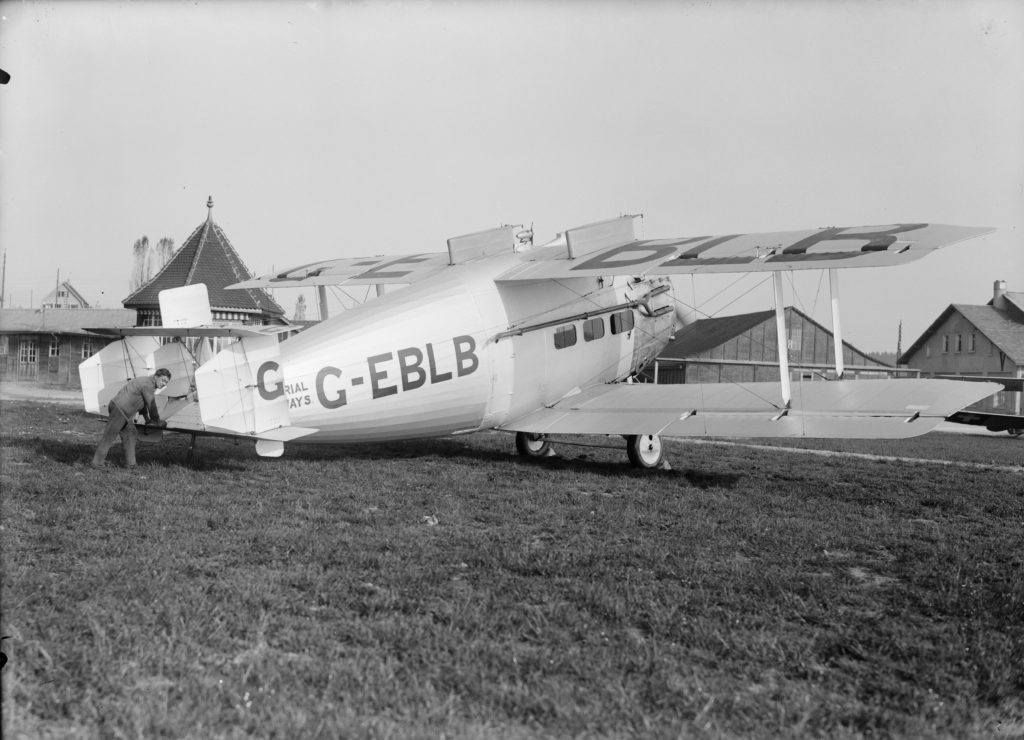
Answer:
[{"xmin": 91, "ymin": 376, "xmax": 161, "ymax": 467}]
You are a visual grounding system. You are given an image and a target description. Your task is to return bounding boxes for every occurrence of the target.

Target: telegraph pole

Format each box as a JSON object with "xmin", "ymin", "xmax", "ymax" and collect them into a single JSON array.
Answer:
[{"xmin": 0, "ymin": 250, "xmax": 6, "ymax": 308}]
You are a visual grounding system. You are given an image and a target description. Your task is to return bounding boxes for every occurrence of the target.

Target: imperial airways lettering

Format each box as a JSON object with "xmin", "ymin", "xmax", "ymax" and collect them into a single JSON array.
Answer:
[{"xmin": 255, "ymin": 335, "xmax": 479, "ymax": 411}]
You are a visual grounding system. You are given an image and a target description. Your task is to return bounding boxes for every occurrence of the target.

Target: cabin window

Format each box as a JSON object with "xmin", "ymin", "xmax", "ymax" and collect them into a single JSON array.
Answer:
[
  {"xmin": 49, "ymin": 337, "xmax": 60, "ymax": 357},
  {"xmin": 611, "ymin": 310, "xmax": 634, "ymax": 335},
  {"xmin": 553, "ymin": 324, "xmax": 577, "ymax": 350},
  {"xmin": 583, "ymin": 317, "xmax": 605, "ymax": 342}
]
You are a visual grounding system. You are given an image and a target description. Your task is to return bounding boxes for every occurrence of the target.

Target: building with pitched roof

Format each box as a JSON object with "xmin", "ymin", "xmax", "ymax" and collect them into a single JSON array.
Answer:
[
  {"xmin": 0, "ymin": 307, "xmax": 136, "ymax": 387},
  {"xmin": 41, "ymin": 280, "xmax": 91, "ymax": 309},
  {"xmin": 647, "ymin": 306, "xmax": 890, "ymax": 384},
  {"xmin": 900, "ymin": 280, "xmax": 1023, "ymax": 413},
  {"xmin": 123, "ymin": 197, "xmax": 286, "ymax": 326}
]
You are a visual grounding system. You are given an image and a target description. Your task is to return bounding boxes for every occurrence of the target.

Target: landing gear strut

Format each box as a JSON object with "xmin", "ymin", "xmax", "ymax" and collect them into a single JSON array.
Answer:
[
  {"xmin": 626, "ymin": 434, "xmax": 665, "ymax": 469},
  {"xmin": 515, "ymin": 432, "xmax": 555, "ymax": 459}
]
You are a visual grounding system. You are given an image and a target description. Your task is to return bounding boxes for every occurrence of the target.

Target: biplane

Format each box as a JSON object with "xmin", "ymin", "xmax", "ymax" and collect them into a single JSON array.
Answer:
[{"xmin": 81, "ymin": 216, "xmax": 1010, "ymax": 468}]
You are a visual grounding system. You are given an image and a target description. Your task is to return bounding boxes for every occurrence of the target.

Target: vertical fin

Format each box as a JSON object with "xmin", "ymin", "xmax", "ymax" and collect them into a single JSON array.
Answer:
[{"xmin": 194, "ymin": 335, "xmax": 291, "ymax": 434}]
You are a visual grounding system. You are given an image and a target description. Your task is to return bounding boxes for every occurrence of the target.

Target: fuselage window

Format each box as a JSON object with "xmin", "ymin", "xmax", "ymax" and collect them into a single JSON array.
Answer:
[
  {"xmin": 583, "ymin": 317, "xmax": 605, "ymax": 342},
  {"xmin": 611, "ymin": 310, "xmax": 634, "ymax": 335},
  {"xmin": 554, "ymin": 324, "xmax": 577, "ymax": 350}
]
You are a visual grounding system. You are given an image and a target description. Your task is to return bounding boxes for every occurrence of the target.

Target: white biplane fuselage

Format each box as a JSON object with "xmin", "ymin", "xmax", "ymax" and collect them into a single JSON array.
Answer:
[{"xmin": 223, "ymin": 257, "xmax": 674, "ymax": 443}]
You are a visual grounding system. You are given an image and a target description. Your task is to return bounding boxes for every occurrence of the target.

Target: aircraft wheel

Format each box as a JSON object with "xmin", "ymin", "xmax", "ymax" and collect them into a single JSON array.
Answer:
[
  {"xmin": 516, "ymin": 432, "xmax": 554, "ymax": 458},
  {"xmin": 626, "ymin": 434, "xmax": 665, "ymax": 469}
]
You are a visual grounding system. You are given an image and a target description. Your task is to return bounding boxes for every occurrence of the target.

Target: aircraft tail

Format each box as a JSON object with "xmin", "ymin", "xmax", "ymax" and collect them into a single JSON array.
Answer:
[{"xmin": 193, "ymin": 334, "xmax": 296, "ymax": 436}]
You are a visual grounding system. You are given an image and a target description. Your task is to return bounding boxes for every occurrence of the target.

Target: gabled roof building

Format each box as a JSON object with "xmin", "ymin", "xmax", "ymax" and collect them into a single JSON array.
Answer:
[
  {"xmin": 41, "ymin": 280, "xmax": 91, "ymax": 309},
  {"xmin": 123, "ymin": 197, "xmax": 286, "ymax": 327},
  {"xmin": 900, "ymin": 280, "xmax": 1023, "ymax": 414},
  {"xmin": 648, "ymin": 306, "xmax": 890, "ymax": 384}
]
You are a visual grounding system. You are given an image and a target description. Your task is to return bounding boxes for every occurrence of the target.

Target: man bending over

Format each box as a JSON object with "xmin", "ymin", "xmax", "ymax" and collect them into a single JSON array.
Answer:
[{"xmin": 91, "ymin": 368, "xmax": 171, "ymax": 468}]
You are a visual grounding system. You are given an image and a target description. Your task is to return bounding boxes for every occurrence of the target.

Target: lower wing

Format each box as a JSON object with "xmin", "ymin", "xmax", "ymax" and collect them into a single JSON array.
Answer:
[{"xmin": 501, "ymin": 379, "xmax": 1001, "ymax": 440}]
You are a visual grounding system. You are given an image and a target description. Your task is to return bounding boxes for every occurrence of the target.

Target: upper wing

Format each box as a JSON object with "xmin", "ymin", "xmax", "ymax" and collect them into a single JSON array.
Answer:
[
  {"xmin": 230, "ymin": 253, "xmax": 452, "ymax": 289},
  {"xmin": 496, "ymin": 217, "xmax": 994, "ymax": 280},
  {"xmin": 85, "ymin": 325, "xmax": 295, "ymax": 339},
  {"xmin": 228, "ymin": 217, "xmax": 993, "ymax": 289},
  {"xmin": 501, "ymin": 378, "xmax": 1001, "ymax": 440},
  {"xmin": 231, "ymin": 225, "xmax": 525, "ymax": 290}
]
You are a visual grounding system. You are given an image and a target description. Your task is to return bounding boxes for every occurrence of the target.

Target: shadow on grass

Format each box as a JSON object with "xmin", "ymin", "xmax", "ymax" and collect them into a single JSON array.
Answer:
[
  {"xmin": 9, "ymin": 430, "xmax": 741, "ymax": 486},
  {"xmin": 5, "ymin": 435, "xmax": 249, "ymax": 471}
]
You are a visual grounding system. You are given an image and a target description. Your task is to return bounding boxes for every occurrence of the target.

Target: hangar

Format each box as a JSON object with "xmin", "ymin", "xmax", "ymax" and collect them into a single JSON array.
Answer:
[{"xmin": 646, "ymin": 307, "xmax": 891, "ymax": 384}]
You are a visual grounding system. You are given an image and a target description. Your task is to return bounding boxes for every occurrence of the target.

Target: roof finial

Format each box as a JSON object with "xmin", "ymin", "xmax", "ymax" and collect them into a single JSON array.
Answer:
[{"xmin": 206, "ymin": 195, "xmax": 214, "ymax": 221}]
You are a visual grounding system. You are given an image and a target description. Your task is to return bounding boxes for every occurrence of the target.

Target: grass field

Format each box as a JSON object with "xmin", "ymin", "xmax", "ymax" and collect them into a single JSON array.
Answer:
[{"xmin": 2, "ymin": 400, "xmax": 1022, "ymax": 738}]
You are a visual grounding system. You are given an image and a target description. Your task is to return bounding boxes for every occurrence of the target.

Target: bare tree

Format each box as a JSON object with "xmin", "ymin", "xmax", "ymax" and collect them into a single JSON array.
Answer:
[
  {"xmin": 129, "ymin": 236, "xmax": 176, "ymax": 292},
  {"xmin": 130, "ymin": 236, "xmax": 151, "ymax": 292}
]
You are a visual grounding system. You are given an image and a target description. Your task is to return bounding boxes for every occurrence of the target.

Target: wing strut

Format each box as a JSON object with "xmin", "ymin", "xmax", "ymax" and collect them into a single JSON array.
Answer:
[
  {"xmin": 317, "ymin": 285, "xmax": 330, "ymax": 320},
  {"xmin": 829, "ymin": 269, "xmax": 845, "ymax": 379},
  {"xmin": 773, "ymin": 271, "xmax": 791, "ymax": 408}
]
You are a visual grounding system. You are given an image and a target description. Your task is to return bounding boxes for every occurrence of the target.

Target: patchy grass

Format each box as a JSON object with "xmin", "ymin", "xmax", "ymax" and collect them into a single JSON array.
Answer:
[{"xmin": 2, "ymin": 401, "xmax": 1023, "ymax": 738}]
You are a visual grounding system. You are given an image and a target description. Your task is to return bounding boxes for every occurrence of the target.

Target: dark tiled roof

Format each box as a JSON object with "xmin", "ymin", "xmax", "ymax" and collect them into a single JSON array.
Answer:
[
  {"xmin": 659, "ymin": 310, "xmax": 775, "ymax": 357},
  {"xmin": 122, "ymin": 217, "xmax": 284, "ymax": 317},
  {"xmin": 900, "ymin": 304, "xmax": 1024, "ymax": 365},
  {"xmin": 659, "ymin": 307, "xmax": 887, "ymax": 366},
  {"xmin": 998, "ymin": 291, "xmax": 1024, "ymax": 320},
  {"xmin": 954, "ymin": 304, "xmax": 1024, "ymax": 363},
  {"xmin": 0, "ymin": 308, "xmax": 137, "ymax": 335}
]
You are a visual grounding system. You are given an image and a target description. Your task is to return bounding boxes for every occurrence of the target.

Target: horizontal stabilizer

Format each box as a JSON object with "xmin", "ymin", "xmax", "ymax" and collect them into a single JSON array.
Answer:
[{"xmin": 502, "ymin": 379, "xmax": 1001, "ymax": 440}]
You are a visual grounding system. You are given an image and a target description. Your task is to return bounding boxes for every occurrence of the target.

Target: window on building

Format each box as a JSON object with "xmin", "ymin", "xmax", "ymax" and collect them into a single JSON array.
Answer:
[
  {"xmin": 583, "ymin": 317, "xmax": 605, "ymax": 342},
  {"xmin": 942, "ymin": 335, "xmax": 950, "ymax": 353},
  {"xmin": 553, "ymin": 324, "xmax": 577, "ymax": 350},
  {"xmin": 925, "ymin": 344, "xmax": 931, "ymax": 358},
  {"xmin": 611, "ymin": 310, "xmax": 635, "ymax": 335},
  {"xmin": 49, "ymin": 337, "xmax": 60, "ymax": 357},
  {"xmin": 955, "ymin": 334, "xmax": 963, "ymax": 352},
  {"xmin": 19, "ymin": 339, "xmax": 37, "ymax": 363},
  {"xmin": 0, "ymin": 336, "xmax": 7, "ymax": 355},
  {"xmin": 82, "ymin": 341, "xmax": 95, "ymax": 360},
  {"xmin": 968, "ymin": 333, "xmax": 976, "ymax": 353}
]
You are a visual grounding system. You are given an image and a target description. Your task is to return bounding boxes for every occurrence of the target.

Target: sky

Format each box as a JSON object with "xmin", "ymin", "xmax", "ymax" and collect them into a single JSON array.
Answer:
[{"xmin": 1, "ymin": 0, "xmax": 1022, "ymax": 352}]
